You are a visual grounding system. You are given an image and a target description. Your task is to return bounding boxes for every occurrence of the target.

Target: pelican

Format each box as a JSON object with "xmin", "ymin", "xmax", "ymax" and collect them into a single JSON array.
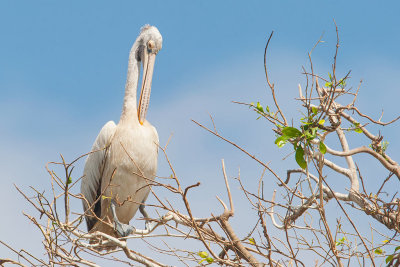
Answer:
[{"xmin": 80, "ymin": 25, "xmax": 162, "ymax": 239}]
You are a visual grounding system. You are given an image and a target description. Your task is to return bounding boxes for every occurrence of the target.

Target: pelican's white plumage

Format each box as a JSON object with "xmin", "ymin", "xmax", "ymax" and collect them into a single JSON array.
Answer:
[{"xmin": 81, "ymin": 25, "xmax": 162, "ymax": 238}]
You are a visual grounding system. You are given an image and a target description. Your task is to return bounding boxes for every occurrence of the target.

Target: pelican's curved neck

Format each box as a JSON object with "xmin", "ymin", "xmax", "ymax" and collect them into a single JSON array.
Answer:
[{"xmin": 120, "ymin": 41, "xmax": 141, "ymax": 124}]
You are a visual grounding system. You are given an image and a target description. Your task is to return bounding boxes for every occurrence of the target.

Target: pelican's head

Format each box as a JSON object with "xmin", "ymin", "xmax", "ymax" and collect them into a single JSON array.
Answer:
[{"xmin": 136, "ymin": 25, "xmax": 162, "ymax": 125}]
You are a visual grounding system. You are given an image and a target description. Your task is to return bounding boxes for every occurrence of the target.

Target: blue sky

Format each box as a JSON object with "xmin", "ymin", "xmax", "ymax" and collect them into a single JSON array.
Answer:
[{"xmin": 1, "ymin": 1, "xmax": 399, "ymax": 265}]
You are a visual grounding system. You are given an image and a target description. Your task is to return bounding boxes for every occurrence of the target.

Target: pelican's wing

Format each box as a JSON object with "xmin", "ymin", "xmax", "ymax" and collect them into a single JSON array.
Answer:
[{"xmin": 81, "ymin": 121, "xmax": 116, "ymax": 231}]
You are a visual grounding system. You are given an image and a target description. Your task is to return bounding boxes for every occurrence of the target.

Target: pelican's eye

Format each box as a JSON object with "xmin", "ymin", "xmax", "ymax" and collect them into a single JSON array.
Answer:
[{"xmin": 147, "ymin": 40, "xmax": 155, "ymax": 50}]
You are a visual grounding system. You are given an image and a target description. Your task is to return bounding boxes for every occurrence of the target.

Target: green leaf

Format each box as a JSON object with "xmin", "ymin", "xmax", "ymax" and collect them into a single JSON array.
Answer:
[
  {"xmin": 275, "ymin": 136, "xmax": 289, "ymax": 148},
  {"xmin": 256, "ymin": 102, "xmax": 264, "ymax": 113},
  {"xmin": 374, "ymin": 248, "xmax": 384, "ymax": 255},
  {"xmin": 318, "ymin": 119, "xmax": 325, "ymax": 125},
  {"xmin": 282, "ymin": 127, "xmax": 302, "ymax": 138},
  {"xmin": 304, "ymin": 131, "xmax": 312, "ymax": 139},
  {"xmin": 325, "ymin": 82, "xmax": 332, "ymax": 87},
  {"xmin": 311, "ymin": 127, "xmax": 317, "ymax": 137},
  {"xmin": 352, "ymin": 122, "xmax": 362, "ymax": 133},
  {"xmin": 382, "ymin": 141, "xmax": 389, "ymax": 152},
  {"xmin": 266, "ymin": 106, "xmax": 270, "ymax": 113},
  {"xmin": 386, "ymin": 254, "xmax": 394, "ymax": 264},
  {"xmin": 249, "ymin": 237, "xmax": 255, "ymax": 245},
  {"xmin": 206, "ymin": 257, "xmax": 214, "ymax": 263},
  {"xmin": 198, "ymin": 251, "xmax": 208, "ymax": 258},
  {"xmin": 336, "ymin": 237, "xmax": 346, "ymax": 246},
  {"xmin": 319, "ymin": 142, "xmax": 327, "ymax": 154},
  {"xmin": 67, "ymin": 176, "xmax": 72, "ymax": 185},
  {"xmin": 295, "ymin": 146, "xmax": 307, "ymax": 169},
  {"xmin": 304, "ymin": 128, "xmax": 317, "ymax": 141},
  {"xmin": 302, "ymin": 125, "xmax": 310, "ymax": 133},
  {"xmin": 395, "ymin": 246, "xmax": 400, "ymax": 252},
  {"xmin": 312, "ymin": 106, "xmax": 318, "ymax": 115},
  {"xmin": 339, "ymin": 78, "xmax": 347, "ymax": 89}
]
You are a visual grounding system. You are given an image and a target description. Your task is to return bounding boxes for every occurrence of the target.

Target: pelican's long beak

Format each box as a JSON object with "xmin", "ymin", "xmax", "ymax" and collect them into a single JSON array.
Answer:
[{"xmin": 138, "ymin": 51, "xmax": 156, "ymax": 125}]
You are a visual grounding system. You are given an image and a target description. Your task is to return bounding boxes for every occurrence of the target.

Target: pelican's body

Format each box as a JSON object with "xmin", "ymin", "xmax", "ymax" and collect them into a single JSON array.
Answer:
[{"xmin": 81, "ymin": 25, "xmax": 162, "ymax": 238}]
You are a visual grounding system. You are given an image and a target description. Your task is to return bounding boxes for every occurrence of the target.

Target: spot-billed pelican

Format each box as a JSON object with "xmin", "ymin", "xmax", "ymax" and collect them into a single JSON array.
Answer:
[{"xmin": 80, "ymin": 25, "xmax": 162, "ymax": 238}]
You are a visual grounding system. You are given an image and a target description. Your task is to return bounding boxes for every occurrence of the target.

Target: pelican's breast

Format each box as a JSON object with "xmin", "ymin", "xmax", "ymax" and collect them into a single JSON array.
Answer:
[{"xmin": 102, "ymin": 121, "xmax": 159, "ymax": 223}]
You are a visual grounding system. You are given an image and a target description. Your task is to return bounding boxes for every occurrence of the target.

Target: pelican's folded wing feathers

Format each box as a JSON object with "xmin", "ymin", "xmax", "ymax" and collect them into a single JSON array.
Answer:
[{"xmin": 81, "ymin": 121, "xmax": 116, "ymax": 231}]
